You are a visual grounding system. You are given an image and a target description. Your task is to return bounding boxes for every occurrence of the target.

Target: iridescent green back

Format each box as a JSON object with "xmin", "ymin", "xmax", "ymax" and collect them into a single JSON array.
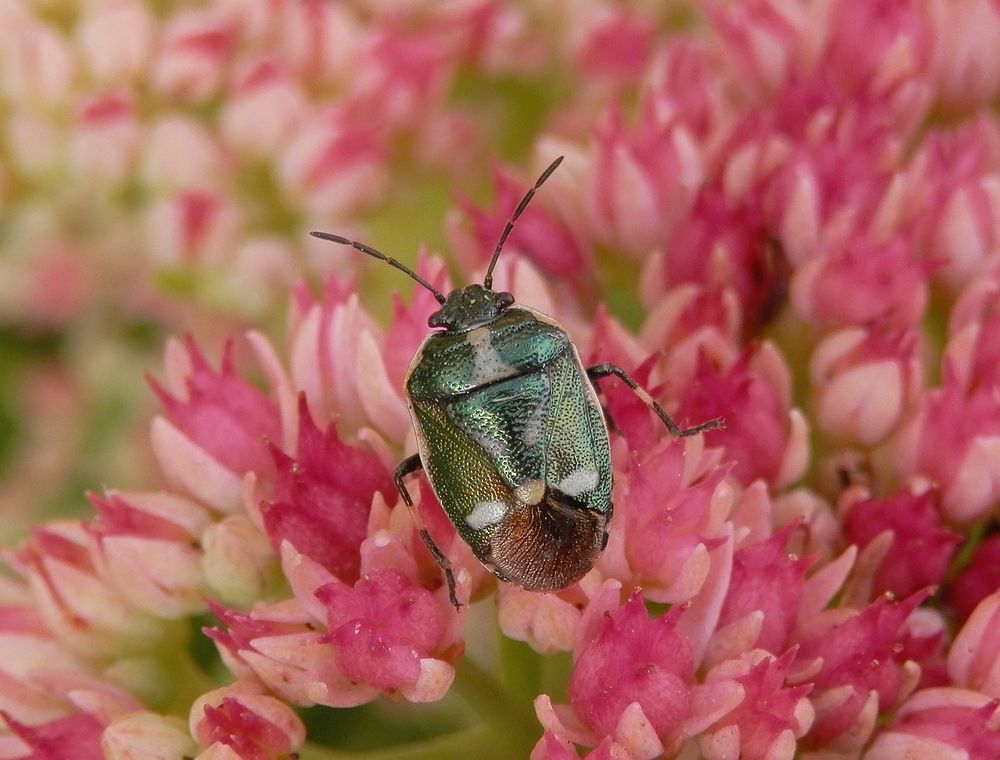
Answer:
[{"xmin": 406, "ymin": 308, "xmax": 612, "ymax": 562}]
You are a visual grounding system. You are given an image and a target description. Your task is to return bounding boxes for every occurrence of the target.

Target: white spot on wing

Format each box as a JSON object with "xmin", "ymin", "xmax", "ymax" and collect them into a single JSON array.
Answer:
[
  {"xmin": 556, "ymin": 468, "xmax": 599, "ymax": 497},
  {"xmin": 467, "ymin": 427, "xmax": 506, "ymax": 460},
  {"xmin": 465, "ymin": 500, "xmax": 507, "ymax": 530},
  {"xmin": 467, "ymin": 327, "xmax": 513, "ymax": 386}
]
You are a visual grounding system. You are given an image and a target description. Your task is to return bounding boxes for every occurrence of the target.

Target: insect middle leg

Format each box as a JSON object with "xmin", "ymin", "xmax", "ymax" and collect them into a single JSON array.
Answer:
[
  {"xmin": 394, "ymin": 454, "xmax": 461, "ymax": 609},
  {"xmin": 586, "ymin": 363, "xmax": 724, "ymax": 437}
]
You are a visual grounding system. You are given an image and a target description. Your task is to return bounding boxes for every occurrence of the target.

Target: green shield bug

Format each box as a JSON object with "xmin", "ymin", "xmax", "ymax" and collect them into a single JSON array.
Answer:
[{"xmin": 311, "ymin": 157, "xmax": 723, "ymax": 609}]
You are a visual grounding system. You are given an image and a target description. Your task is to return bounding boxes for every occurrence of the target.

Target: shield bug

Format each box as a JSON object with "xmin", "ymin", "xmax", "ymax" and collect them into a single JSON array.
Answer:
[{"xmin": 311, "ymin": 157, "xmax": 722, "ymax": 608}]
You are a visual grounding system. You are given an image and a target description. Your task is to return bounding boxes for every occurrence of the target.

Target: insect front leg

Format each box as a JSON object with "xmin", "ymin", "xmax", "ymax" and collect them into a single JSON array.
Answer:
[
  {"xmin": 394, "ymin": 454, "xmax": 461, "ymax": 610},
  {"xmin": 586, "ymin": 363, "xmax": 724, "ymax": 437}
]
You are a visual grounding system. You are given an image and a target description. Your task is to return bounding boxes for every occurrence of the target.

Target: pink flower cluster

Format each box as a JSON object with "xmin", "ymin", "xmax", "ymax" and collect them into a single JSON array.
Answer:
[{"xmin": 6, "ymin": 1, "xmax": 1000, "ymax": 759}]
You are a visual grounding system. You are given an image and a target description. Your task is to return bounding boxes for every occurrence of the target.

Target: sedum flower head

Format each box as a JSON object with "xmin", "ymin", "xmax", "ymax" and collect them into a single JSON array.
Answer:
[{"xmin": 5, "ymin": 1, "xmax": 1000, "ymax": 759}]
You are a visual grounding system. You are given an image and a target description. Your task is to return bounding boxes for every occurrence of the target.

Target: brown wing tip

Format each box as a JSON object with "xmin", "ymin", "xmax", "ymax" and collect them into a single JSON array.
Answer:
[{"xmin": 486, "ymin": 487, "xmax": 608, "ymax": 591}]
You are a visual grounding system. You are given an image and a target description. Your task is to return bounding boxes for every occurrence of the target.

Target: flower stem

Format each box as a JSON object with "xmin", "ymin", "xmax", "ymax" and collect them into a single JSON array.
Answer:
[
  {"xmin": 298, "ymin": 725, "xmax": 496, "ymax": 760},
  {"xmin": 497, "ymin": 633, "xmax": 542, "ymax": 702},
  {"xmin": 297, "ymin": 655, "xmax": 540, "ymax": 759},
  {"xmin": 948, "ymin": 519, "xmax": 988, "ymax": 584},
  {"xmin": 451, "ymin": 655, "xmax": 539, "ymax": 756}
]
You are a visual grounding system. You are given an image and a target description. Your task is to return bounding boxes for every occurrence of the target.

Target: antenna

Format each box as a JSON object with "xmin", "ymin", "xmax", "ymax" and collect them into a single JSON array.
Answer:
[
  {"xmin": 483, "ymin": 156, "xmax": 564, "ymax": 291},
  {"xmin": 310, "ymin": 231, "xmax": 447, "ymax": 305}
]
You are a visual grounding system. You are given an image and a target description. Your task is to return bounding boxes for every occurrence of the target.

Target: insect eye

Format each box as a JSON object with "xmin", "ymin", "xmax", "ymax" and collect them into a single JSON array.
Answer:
[{"xmin": 497, "ymin": 292, "xmax": 514, "ymax": 308}]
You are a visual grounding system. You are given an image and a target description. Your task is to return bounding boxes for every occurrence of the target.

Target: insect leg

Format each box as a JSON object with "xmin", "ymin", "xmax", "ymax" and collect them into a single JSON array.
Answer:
[
  {"xmin": 394, "ymin": 454, "xmax": 461, "ymax": 610},
  {"xmin": 586, "ymin": 363, "xmax": 724, "ymax": 437},
  {"xmin": 587, "ymin": 378, "xmax": 622, "ymax": 434}
]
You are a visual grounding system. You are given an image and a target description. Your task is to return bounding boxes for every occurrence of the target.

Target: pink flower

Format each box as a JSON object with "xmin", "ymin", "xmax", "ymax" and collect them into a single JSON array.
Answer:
[
  {"xmin": 452, "ymin": 162, "xmax": 591, "ymax": 283},
  {"xmin": 895, "ymin": 373, "xmax": 1000, "ymax": 523},
  {"xmin": 0, "ymin": 240, "xmax": 95, "ymax": 328},
  {"xmin": 287, "ymin": 276, "xmax": 408, "ymax": 439},
  {"xmin": 538, "ymin": 589, "xmax": 696, "ymax": 757},
  {"xmin": 189, "ymin": 680, "xmax": 304, "ymax": 759},
  {"xmin": 10, "ymin": 523, "xmax": 168, "ymax": 660},
  {"xmin": 207, "ymin": 475, "xmax": 466, "ymax": 708},
  {"xmin": 0, "ymin": 20, "xmax": 76, "ymax": 107},
  {"xmin": 497, "ymin": 585, "xmax": 583, "ymax": 655},
  {"xmin": 865, "ymin": 687, "xmax": 1000, "ymax": 760},
  {"xmin": 949, "ymin": 589, "xmax": 1000, "ymax": 696},
  {"xmin": 949, "ymin": 535, "xmax": 1000, "ymax": 622},
  {"xmin": 794, "ymin": 590, "xmax": 930, "ymax": 750},
  {"xmin": 536, "ymin": 582, "xmax": 747, "ymax": 759},
  {"xmin": 811, "ymin": 323, "xmax": 922, "ymax": 445},
  {"xmin": 657, "ymin": 188, "xmax": 786, "ymax": 336},
  {"xmin": 152, "ymin": 10, "xmax": 235, "ymax": 102},
  {"xmin": 1, "ymin": 712, "xmax": 103, "ymax": 760},
  {"xmin": 571, "ymin": 9, "xmax": 655, "ymax": 84},
  {"xmin": 219, "ymin": 57, "xmax": 308, "ymax": 158},
  {"xmin": 716, "ymin": 524, "xmax": 813, "ymax": 656},
  {"xmin": 205, "ymin": 601, "xmax": 334, "ymax": 707},
  {"xmin": 600, "ymin": 439, "xmax": 730, "ymax": 603},
  {"xmin": 76, "ymin": 1, "xmax": 153, "ymax": 86},
  {"xmin": 931, "ymin": 0, "xmax": 1000, "ymax": 113},
  {"xmin": 698, "ymin": 649, "xmax": 813, "ymax": 760},
  {"xmin": 910, "ymin": 120, "xmax": 1000, "ymax": 289},
  {"xmin": 317, "ymin": 569, "xmax": 455, "ymax": 693},
  {"xmin": 69, "ymin": 92, "xmax": 140, "ymax": 185},
  {"xmin": 640, "ymin": 284, "xmax": 741, "ymax": 359},
  {"xmin": 261, "ymin": 396, "xmax": 395, "ymax": 583},
  {"xmin": 0, "ymin": 633, "xmax": 140, "ymax": 758},
  {"xmin": 640, "ymin": 41, "xmax": 729, "ymax": 142},
  {"xmin": 748, "ymin": 76, "xmax": 920, "ymax": 267},
  {"xmin": 677, "ymin": 346, "xmax": 808, "ymax": 487},
  {"xmin": 946, "ymin": 265, "xmax": 1000, "ymax": 393},
  {"xmin": 842, "ymin": 489, "xmax": 960, "ymax": 599},
  {"xmin": 101, "ymin": 712, "xmax": 196, "ymax": 759},
  {"xmin": 708, "ymin": 0, "xmax": 806, "ymax": 96},
  {"xmin": 149, "ymin": 336, "xmax": 281, "ymax": 511},
  {"xmin": 0, "ymin": 603, "xmax": 87, "ymax": 725},
  {"xmin": 200, "ymin": 514, "xmax": 278, "ymax": 608},
  {"xmin": 586, "ymin": 108, "xmax": 702, "ymax": 256},
  {"xmin": 141, "ymin": 116, "xmax": 227, "ymax": 192},
  {"xmin": 818, "ymin": 0, "xmax": 935, "ymax": 98},
  {"xmin": 144, "ymin": 191, "xmax": 242, "ymax": 267},
  {"xmin": 211, "ymin": 0, "xmax": 281, "ymax": 45},
  {"xmin": 792, "ymin": 234, "xmax": 928, "ymax": 329},
  {"xmin": 347, "ymin": 25, "xmax": 450, "ymax": 131},
  {"xmin": 277, "ymin": 110, "xmax": 386, "ymax": 219},
  {"xmin": 87, "ymin": 490, "xmax": 212, "ymax": 618},
  {"xmin": 270, "ymin": 1, "xmax": 358, "ymax": 84}
]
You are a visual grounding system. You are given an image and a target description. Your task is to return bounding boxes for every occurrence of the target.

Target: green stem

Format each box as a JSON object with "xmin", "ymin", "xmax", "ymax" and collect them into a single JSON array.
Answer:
[
  {"xmin": 947, "ymin": 520, "xmax": 988, "ymax": 585},
  {"xmin": 451, "ymin": 656, "xmax": 539, "ymax": 755},
  {"xmin": 497, "ymin": 634, "xmax": 542, "ymax": 703},
  {"xmin": 297, "ymin": 654, "xmax": 541, "ymax": 760},
  {"xmin": 298, "ymin": 725, "xmax": 493, "ymax": 760}
]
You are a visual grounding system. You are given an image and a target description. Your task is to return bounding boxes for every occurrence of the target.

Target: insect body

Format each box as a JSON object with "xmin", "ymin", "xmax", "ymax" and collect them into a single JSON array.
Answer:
[{"xmin": 312, "ymin": 157, "xmax": 722, "ymax": 609}]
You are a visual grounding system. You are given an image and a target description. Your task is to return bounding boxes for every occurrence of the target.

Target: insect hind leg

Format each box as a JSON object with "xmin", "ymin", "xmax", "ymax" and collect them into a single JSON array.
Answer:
[
  {"xmin": 586, "ymin": 363, "xmax": 723, "ymax": 437},
  {"xmin": 395, "ymin": 454, "xmax": 461, "ymax": 610}
]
